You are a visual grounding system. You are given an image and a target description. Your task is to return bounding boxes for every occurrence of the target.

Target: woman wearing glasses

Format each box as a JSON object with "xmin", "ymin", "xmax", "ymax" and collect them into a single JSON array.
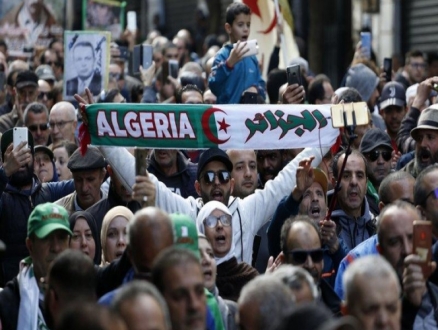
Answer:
[{"xmin": 197, "ymin": 201, "xmax": 258, "ymax": 302}]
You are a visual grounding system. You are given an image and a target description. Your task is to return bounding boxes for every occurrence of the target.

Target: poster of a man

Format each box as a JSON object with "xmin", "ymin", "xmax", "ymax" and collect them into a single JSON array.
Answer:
[
  {"xmin": 83, "ymin": 0, "xmax": 125, "ymax": 41},
  {"xmin": 63, "ymin": 31, "xmax": 110, "ymax": 100},
  {"xmin": 0, "ymin": 0, "xmax": 64, "ymax": 57}
]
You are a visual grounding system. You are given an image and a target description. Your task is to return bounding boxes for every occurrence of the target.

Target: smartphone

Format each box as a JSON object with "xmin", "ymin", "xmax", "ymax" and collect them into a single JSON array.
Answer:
[
  {"xmin": 413, "ymin": 220, "xmax": 433, "ymax": 278},
  {"xmin": 135, "ymin": 148, "xmax": 150, "ymax": 176},
  {"xmin": 330, "ymin": 102, "xmax": 369, "ymax": 128},
  {"xmin": 383, "ymin": 57, "xmax": 392, "ymax": 82},
  {"xmin": 118, "ymin": 46, "xmax": 129, "ymax": 61},
  {"xmin": 240, "ymin": 92, "xmax": 258, "ymax": 104},
  {"xmin": 132, "ymin": 44, "xmax": 153, "ymax": 75},
  {"xmin": 13, "ymin": 127, "xmax": 28, "ymax": 149},
  {"xmin": 360, "ymin": 32, "xmax": 371, "ymax": 59},
  {"xmin": 286, "ymin": 64, "xmax": 302, "ymax": 86},
  {"xmin": 233, "ymin": 39, "xmax": 259, "ymax": 58},
  {"xmin": 127, "ymin": 11, "xmax": 137, "ymax": 32},
  {"xmin": 169, "ymin": 59, "xmax": 179, "ymax": 79}
]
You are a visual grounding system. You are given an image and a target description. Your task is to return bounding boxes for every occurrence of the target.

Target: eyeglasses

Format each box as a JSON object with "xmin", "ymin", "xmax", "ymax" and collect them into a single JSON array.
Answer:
[
  {"xmin": 109, "ymin": 72, "xmax": 121, "ymax": 80},
  {"xmin": 286, "ymin": 248, "xmax": 324, "ymax": 264},
  {"xmin": 410, "ymin": 63, "xmax": 426, "ymax": 69},
  {"xmin": 204, "ymin": 214, "xmax": 232, "ymax": 228},
  {"xmin": 367, "ymin": 150, "xmax": 392, "ymax": 162},
  {"xmin": 49, "ymin": 120, "xmax": 74, "ymax": 129},
  {"xmin": 28, "ymin": 123, "xmax": 49, "ymax": 132},
  {"xmin": 46, "ymin": 61, "xmax": 60, "ymax": 67},
  {"xmin": 38, "ymin": 91, "xmax": 53, "ymax": 100},
  {"xmin": 202, "ymin": 170, "xmax": 231, "ymax": 185}
]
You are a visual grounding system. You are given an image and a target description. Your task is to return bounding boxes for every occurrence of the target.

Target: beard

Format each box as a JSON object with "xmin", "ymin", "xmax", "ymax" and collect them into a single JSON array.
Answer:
[
  {"xmin": 415, "ymin": 148, "xmax": 438, "ymax": 172},
  {"xmin": 10, "ymin": 164, "xmax": 34, "ymax": 187}
]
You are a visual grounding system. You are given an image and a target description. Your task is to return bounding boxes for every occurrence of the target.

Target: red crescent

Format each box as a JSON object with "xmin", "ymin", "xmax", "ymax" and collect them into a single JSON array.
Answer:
[
  {"xmin": 201, "ymin": 108, "xmax": 230, "ymax": 144},
  {"xmin": 258, "ymin": 12, "xmax": 277, "ymax": 34}
]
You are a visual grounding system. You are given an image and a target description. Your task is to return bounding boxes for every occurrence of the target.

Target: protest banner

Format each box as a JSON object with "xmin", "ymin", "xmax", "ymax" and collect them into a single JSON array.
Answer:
[
  {"xmin": 82, "ymin": 0, "xmax": 126, "ymax": 40},
  {"xmin": 0, "ymin": 0, "xmax": 64, "ymax": 57},
  {"xmin": 79, "ymin": 103, "xmax": 339, "ymax": 151},
  {"xmin": 64, "ymin": 30, "xmax": 110, "ymax": 101}
]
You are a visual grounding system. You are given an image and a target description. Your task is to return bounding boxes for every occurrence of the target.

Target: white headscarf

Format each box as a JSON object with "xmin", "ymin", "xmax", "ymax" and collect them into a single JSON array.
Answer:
[{"xmin": 196, "ymin": 201, "xmax": 235, "ymax": 265}]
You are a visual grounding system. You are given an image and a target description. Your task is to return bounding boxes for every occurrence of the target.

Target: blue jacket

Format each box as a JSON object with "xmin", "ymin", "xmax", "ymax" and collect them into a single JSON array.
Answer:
[
  {"xmin": 208, "ymin": 44, "xmax": 265, "ymax": 104},
  {"xmin": 331, "ymin": 197, "xmax": 376, "ymax": 252},
  {"xmin": 334, "ymin": 235, "xmax": 379, "ymax": 299},
  {"xmin": 267, "ymin": 194, "xmax": 348, "ymax": 288},
  {"xmin": 0, "ymin": 168, "xmax": 75, "ymax": 285}
]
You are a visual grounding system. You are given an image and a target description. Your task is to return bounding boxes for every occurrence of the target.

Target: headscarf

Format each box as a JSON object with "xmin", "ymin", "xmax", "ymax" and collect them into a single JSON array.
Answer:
[
  {"xmin": 101, "ymin": 206, "xmax": 134, "ymax": 265},
  {"xmin": 69, "ymin": 211, "xmax": 101, "ymax": 265},
  {"xmin": 196, "ymin": 201, "xmax": 235, "ymax": 265}
]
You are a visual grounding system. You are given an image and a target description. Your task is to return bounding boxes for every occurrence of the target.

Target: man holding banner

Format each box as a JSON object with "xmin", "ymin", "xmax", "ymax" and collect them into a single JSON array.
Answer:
[{"xmin": 77, "ymin": 86, "xmax": 338, "ymax": 264}]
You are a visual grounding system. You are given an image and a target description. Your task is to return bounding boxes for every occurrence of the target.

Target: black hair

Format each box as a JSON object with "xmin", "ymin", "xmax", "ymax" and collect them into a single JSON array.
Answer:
[
  {"xmin": 52, "ymin": 140, "xmax": 78, "ymax": 157},
  {"xmin": 176, "ymin": 84, "xmax": 203, "ymax": 104},
  {"xmin": 405, "ymin": 50, "xmax": 424, "ymax": 64},
  {"xmin": 332, "ymin": 149, "xmax": 367, "ymax": 179},
  {"xmin": 308, "ymin": 75, "xmax": 330, "ymax": 104},
  {"xmin": 179, "ymin": 72, "xmax": 205, "ymax": 92},
  {"xmin": 226, "ymin": 2, "xmax": 251, "ymax": 25},
  {"xmin": 267, "ymin": 69, "xmax": 287, "ymax": 104},
  {"xmin": 339, "ymin": 87, "xmax": 362, "ymax": 103},
  {"xmin": 23, "ymin": 102, "xmax": 49, "ymax": 125}
]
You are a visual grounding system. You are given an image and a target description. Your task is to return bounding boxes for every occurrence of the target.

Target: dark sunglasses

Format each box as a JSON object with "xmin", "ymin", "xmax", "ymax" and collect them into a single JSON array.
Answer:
[
  {"xmin": 367, "ymin": 150, "xmax": 392, "ymax": 162},
  {"xmin": 28, "ymin": 123, "xmax": 49, "ymax": 132},
  {"xmin": 38, "ymin": 91, "xmax": 53, "ymax": 100},
  {"xmin": 286, "ymin": 248, "xmax": 324, "ymax": 264},
  {"xmin": 204, "ymin": 214, "xmax": 232, "ymax": 228},
  {"xmin": 202, "ymin": 170, "xmax": 230, "ymax": 185}
]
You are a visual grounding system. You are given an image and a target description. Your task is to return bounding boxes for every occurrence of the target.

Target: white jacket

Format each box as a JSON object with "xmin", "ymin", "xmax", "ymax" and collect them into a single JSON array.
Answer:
[
  {"xmin": 99, "ymin": 146, "xmax": 327, "ymax": 263},
  {"xmin": 149, "ymin": 147, "xmax": 327, "ymax": 264}
]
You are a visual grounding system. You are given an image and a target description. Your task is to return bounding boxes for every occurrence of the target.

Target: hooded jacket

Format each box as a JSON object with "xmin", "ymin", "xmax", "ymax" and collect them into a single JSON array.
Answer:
[
  {"xmin": 148, "ymin": 151, "xmax": 198, "ymax": 198},
  {"xmin": 331, "ymin": 197, "xmax": 376, "ymax": 252},
  {"xmin": 208, "ymin": 44, "xmax": 266, "ymax": 104}
]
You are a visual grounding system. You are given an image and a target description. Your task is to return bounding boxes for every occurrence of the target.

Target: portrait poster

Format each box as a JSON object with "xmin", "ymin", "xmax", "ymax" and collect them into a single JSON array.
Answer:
[
  {"xmin": 63, "ymin": 30, "xmax": 110, "ymax": 101},
  {"xmin": 0, "ymin": 0, "xmax": 65, "ymax": 57},
  {"xmin": 82, "ymin": 0, "xmax": 126, "ymax": 41}
]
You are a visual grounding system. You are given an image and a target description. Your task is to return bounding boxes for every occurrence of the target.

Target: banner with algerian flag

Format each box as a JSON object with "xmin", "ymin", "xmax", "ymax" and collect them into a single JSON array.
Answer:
[
  {"xmin": 79, "ymin": 103, "xmax": 338, "ymax": 150},
  {"xmin": 236, "ymin": 0, "xmax": 299, "ymax": 78}
]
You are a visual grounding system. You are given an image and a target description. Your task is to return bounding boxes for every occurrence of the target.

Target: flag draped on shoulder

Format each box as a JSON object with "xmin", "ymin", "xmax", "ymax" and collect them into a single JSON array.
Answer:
[{"xmin": 79, "ymin": 103, "xmax": 338, "ymax": 151}]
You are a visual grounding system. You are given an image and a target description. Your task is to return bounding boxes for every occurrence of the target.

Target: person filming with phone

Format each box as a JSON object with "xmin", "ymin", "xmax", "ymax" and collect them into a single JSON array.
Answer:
[{"xmin": 208, "ymin": 2, "xmax": 265, "ymax": 104}]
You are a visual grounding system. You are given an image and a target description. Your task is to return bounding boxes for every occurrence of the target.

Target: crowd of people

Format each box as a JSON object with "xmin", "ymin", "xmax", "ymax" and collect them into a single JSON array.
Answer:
[{"xmin": 0, "ymin": 1, "xmax": 438, "ymax": 329}]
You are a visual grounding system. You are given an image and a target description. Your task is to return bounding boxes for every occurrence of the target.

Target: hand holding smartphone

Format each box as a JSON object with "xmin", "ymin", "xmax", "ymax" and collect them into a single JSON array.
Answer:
[
  {"xmin": 413, "ymin": 220, "xmax": 433, "ymax": 279},
  {"xmin": 127, "ymin": 11, "xmax": 137, "ymax": 32},
  {"xmin": 360, "ymin": 32, "xmax": 371, "ymax": 60},
  {"xmin": 383, "ymin": 57, "xmax": 392, "ymax": 82},
  {"xmin": 13, "ymin": 127, "xmax": 28, "ymax": 149},
  {"xmin": 133, "ymin": 44, "xmax": 153, "ymax": 75},
  {"xmin": 135, "ymin": 148, "xmax": 150, "ymax": 176},
  {"xmin": 232, "ymin": 39, "xmax": 259, "ymax": 58},
  {"xmin": 286, "ymin": 64, "xmax": 302, "ymax": 86}
]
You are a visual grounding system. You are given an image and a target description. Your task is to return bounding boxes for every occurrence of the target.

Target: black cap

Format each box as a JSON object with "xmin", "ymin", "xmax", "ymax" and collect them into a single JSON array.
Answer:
[
  {"xmin": 1, "ymin": 128, "xmax": 34, "ymax": 161},
  {"xmin": 380, "ymin": 81, "xmax": 406, "ymax": 110},
  {"xmin": 67, "ymin": 146, "xmax": 105, "ymax": 172},
  {"xmin": 15, "ymin": 70, "xmax": 39, "ymax": 89},
  {"xmin": 34, "ymin": 145, "xmax": 54, "ymax": 160},
  {"xmin": 197, "ymin": 148, "xmax": 233, "ymax": 179},
  {"xmin": 359, "ymin": 128, "xmax": 393, "ymax": 153}
]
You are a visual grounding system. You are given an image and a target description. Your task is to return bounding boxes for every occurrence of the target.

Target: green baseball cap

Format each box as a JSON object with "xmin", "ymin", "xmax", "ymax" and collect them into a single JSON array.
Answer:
[
  {"xmin": 170, "ymin": 213, "xmax": 200, "ymax": 259},
  {"xmin": 28, "ymin": 203, "xmax": 73, "ymax": 239}
]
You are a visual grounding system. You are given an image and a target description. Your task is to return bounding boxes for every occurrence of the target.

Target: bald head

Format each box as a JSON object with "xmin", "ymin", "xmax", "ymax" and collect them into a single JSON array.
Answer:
[
  {"xmin": 9, "ymin": 60, "xmax": 29, "ymax": 72},
  {"xmin": 128, "ymin": 207, "xmax": 174, "ymax": 274},
  {"xmin": 49, "ymin": 101, "xmax": 77, "ymax": 144}
]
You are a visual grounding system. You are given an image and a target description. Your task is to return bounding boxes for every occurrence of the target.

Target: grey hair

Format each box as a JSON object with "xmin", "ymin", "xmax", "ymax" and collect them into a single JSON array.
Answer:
[
  {"xmin": 238, "ymin": 275, "xmax": 295, "ymax": 330},
  {"xmin": 23, "ymin": 102, "xmax": 49, "ymax": 125},
  {"xmin": 271, "ymin": 265, "xmax": 319, "ymax": 300},
  {"xmin": 343, "ymin": 255, "xmax": 400, "ymax": 306},
  {"xmin": 112, "ymin": 280, "xmax": 171, "ymax": 330}
]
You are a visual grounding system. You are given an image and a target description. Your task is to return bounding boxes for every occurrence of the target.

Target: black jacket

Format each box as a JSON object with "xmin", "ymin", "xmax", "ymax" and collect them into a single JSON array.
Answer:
[
  {"xmin": 148, "ymin": 151, "xmax": 198, "ymax": 199},
  {"xmin": 320, "ymin": 278, "xmax": 342, "ymax": 317},
  {"xmin": 86, "ymin": 184, "xmax": 142, "ymax": 235},
  {"xmin": 0, "ymin": 172, "xmax": 74, "ymax": 286}
]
